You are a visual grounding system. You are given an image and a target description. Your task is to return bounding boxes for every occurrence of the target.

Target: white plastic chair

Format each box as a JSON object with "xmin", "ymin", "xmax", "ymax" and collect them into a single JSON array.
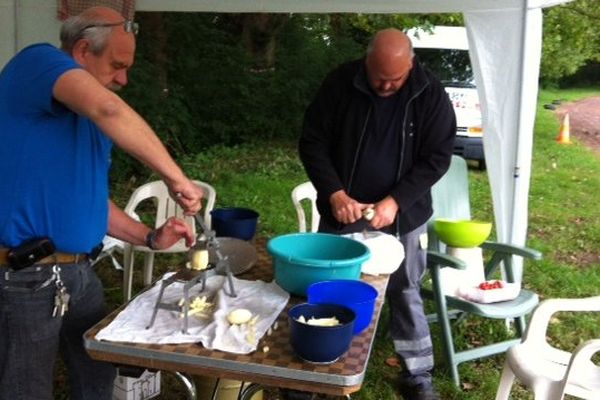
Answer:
[
  {"xmin": 495, "ymin": 295, "xmax": 600, "ymax": 400},
  {"xmin": 291, "ymin": 181, "xmax": 320, "ymax": 233},
  {"xmin": 92, "ymin": 235, "xmax": 126, "ymax": 270},
  {"xmin": 122, "ymin": 180, "xmax": 216, "ymax": 301}
]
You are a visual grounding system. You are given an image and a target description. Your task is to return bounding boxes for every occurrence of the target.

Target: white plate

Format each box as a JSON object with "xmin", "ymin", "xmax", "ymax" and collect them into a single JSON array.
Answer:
[
  {"xmin": 209, "ymin": 237, "xmax": 258, "ymax": 275},
  {"xmin": 343, "ymin": 232, "xmax": 404, "ymax": 276},
  {"xmin": 458, "ymin": 281, "xmax": 520, "ymax": 303}
]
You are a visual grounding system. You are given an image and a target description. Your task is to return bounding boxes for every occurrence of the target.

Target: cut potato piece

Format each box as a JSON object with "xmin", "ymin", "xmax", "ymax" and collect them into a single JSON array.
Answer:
[
  {"xmin": 296, "ymin": 315, "xmax": 341, "ymax": 327},
  {"xmin": 227, "ymin": 308, "xmax": 253, "ymax": 325}
]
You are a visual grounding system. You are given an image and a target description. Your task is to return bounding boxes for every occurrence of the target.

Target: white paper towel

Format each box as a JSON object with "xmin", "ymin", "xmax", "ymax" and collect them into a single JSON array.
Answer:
[{"xmin": 95, "ymin": 273, "xmax": 290, "ymax": 354}]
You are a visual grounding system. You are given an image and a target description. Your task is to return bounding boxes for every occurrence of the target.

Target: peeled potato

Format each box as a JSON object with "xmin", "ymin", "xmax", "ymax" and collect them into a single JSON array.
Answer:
[
  {"xmin": 363, "ymin": 208, "xmax": 375, "ymax": 221},
  {"xmin": 191, "ymin": 249, "xmax": 209, "ymax": 270},
  {"xmin": 227, "ymin": 308, "xmax": 253, "ymax": 325}
]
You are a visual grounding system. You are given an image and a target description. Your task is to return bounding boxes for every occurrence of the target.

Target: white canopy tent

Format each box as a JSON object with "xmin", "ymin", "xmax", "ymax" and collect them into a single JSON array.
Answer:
[
  {"xmin": 136, "ymin": 0, "xmax": 570, "ymax": 282},
  {"xmin": 1, "ymin": 0, "xmax": 571, "ymax": 279}
]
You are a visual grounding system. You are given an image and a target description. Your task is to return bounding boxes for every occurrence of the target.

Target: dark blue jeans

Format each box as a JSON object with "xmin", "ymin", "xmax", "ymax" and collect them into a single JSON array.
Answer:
[{"xmin": 0, "ymin": 261, "xmax": 115, "ymax": 400}]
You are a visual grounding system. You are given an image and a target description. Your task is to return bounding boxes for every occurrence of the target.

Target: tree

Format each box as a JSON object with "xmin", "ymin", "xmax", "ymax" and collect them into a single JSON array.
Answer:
[{"xmin": 541, "ymin": 0, "xmax": 600, "ymax": 85}]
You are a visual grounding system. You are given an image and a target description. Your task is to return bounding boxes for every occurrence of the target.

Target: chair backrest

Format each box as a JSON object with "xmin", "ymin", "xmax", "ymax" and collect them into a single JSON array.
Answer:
[
  {"xmin": 195, "ymin": 181, "xmax": 217, "ymax": 229},
  {"xmin": 291, "ymin": 181, "xmax": 320, "ymax": 233},
  {"xmin": 428, "ymin": 155, "xmax": 471, "ymax": 251},
  {"xmin": 428, "ymin": 156, "xmax": 486, "ymax": 295},
  {"xmin": 123, "ymin": 180, "xmax": 217, "ymax": 239}
]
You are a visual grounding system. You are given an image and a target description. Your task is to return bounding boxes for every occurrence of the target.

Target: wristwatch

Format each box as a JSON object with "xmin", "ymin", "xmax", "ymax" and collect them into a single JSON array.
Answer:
[{"xmin": 145, "ymin": 230, "xmax": 158, "ymax": 250}]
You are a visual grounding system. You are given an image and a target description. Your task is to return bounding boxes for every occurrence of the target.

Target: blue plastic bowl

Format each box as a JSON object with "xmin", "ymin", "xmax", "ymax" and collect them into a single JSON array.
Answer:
[
  {"xmin": 211, "ymin": 207, "xmax": 259, "ymax": 241},
  {"xmin": 267, "ymin": 233, "xmax": 371, "ymax": 296},
  {"xmin": 307, "ymin": 280, "xmax": 378, "ymax": 335},
  {"xmin": 288, "ymin": 303, "xmax": 356, "ymax": 364}
]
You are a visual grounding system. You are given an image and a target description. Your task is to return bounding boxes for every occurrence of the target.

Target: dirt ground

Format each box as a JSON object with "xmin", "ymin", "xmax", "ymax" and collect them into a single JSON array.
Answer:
[{"xmin": 555, "ymin": 96, "xmax": 600, "ymax": 156}]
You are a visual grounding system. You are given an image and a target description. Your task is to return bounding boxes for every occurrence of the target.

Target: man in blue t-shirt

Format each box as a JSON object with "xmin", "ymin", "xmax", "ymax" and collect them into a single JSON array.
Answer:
[{"xmin": 0, "ymin": 7, "xmax": 204, "ymax": 400}]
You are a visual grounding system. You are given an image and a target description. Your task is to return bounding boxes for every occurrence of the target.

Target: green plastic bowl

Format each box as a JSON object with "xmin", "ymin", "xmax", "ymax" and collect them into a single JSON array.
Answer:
[{"xmin": 433, "ymin": 219, "xmax": 492, "ymax": 248}]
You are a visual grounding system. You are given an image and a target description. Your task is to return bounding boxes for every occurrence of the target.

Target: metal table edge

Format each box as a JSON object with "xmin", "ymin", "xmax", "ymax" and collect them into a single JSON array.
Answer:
[{"xmin": 84, "ymin": 333, "xmax": 368, "ymax": 387}]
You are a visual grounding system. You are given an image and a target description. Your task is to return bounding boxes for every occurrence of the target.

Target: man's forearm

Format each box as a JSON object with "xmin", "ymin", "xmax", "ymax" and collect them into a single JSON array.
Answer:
[{"xmin": 106, "ymin": 200, "xmax": 151, "ymax": 246}]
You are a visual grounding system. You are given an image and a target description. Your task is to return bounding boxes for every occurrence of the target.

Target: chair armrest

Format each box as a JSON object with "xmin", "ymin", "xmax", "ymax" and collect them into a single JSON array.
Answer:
[
  {"xmin": 481, "ymin": 241, "xmax": 542, "ymax": 281},
  {"xmin": 480, "ymin": 241, "xmax": 542, "ymax": 260},
  {"xmin": 424, "ymin": 251, "xmax": 467, "ymax": 304},
  {"xmin": 524, "ymin": 296, "xmax": 600, "ymax": 342},
  {"xmin": 426, "ymin": 250, "xmax": 467, "ymax": 270},
  {"xmin": 564, "ymin": 339, "xmax": 600, "ymax": 384}
]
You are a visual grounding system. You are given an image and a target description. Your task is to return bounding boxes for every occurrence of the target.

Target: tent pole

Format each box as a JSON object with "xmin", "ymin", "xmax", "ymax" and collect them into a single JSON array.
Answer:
[
  {"xmin": 510, "ymin": 0, "xmax": 528, "ymax": 246},
  {"xmin": 13, "ymin": 0, "xmax": 19, "ymax": 54}
]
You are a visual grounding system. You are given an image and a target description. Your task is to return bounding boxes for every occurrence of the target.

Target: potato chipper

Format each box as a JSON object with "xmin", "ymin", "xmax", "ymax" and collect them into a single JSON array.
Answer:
[{"xmin": 146, "ymin": 214, "xmax": 237, "ymax": 333}]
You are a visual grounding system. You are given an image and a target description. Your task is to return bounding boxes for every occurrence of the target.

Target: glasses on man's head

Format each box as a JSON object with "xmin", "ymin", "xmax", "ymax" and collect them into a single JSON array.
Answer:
[{"xmin": 82, "ymin": 20, "xmax": 139, "ymax": 35}]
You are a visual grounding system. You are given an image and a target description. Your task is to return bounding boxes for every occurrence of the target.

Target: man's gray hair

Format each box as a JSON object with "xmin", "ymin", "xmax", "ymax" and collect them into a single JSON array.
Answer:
[{"xmin": 60, "ymin": 14, "xmax": 113, "ymax": 55}]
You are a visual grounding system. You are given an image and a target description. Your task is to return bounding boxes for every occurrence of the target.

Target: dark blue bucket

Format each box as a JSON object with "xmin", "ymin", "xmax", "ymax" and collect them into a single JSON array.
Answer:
[
  {"xmin": 307, "ymin": 280, "xmax": 378, "ymax": 334},
  {"xmin": 210, "ymin": 207, "xmax": 259, "ymax": 241},
  {"xmin": 288, "ymin": 303, "xmax": 355, "ymax": 363}
]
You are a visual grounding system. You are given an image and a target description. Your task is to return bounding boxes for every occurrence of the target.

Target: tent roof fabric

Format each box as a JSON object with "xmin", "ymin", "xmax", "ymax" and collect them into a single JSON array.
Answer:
[{"xmin": 136, "ymin": 0, "xmax": 568, "ymax": 13}]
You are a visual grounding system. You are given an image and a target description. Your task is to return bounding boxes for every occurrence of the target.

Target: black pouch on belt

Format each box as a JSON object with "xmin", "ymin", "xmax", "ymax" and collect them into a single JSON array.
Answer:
[{"xmin": 7, "ymin": 237, "xmax": 56, "ymax": 270}]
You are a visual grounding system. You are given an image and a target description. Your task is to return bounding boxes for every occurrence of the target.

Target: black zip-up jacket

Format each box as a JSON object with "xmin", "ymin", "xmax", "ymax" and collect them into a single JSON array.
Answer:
[{"xmin": 299, "ymin": 57, "xmax": 456, "ymax": 235}]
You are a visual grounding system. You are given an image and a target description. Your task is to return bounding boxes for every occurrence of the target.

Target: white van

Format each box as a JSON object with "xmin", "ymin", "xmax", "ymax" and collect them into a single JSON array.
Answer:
[{"xmin": 407, "ymin": 26, "xmax": 485, "ymax": 169}]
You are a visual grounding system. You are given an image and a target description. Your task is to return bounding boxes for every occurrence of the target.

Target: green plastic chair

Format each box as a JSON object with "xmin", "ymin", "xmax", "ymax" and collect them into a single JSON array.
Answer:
[{"xmin": 423, "ymin": 155, "xmax": 542, "ymax": 387}]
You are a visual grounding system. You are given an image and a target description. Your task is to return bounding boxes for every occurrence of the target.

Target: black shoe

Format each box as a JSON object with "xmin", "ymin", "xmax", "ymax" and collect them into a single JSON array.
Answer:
[{"xmin": 399, "ymin": 383, "xmax": 441, "ymax": 400}]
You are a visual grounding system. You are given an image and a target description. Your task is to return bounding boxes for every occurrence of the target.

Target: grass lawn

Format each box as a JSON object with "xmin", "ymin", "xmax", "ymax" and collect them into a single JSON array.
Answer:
[{"xmin": 86, "ymin": 87, "xmax": 600, "ymax": 400}]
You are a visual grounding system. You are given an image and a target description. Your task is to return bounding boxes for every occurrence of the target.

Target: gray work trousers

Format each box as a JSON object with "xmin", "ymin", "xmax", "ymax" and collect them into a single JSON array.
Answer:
[
  {"xmin": 385, "ymin": 223, "xmax": 433, "ymax": 387},
  {"xmin": 319, "ymin": 219, "xmax": 433, "ymax": 387}
]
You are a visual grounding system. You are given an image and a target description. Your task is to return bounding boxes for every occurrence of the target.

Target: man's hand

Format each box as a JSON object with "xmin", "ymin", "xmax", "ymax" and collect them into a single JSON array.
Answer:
[
  {"xmin": 330, "ymin": 190, "xmax": 374, "ymax": 224},
  {"xmin": 168, "ymin": 179, "xmax": 204, "ymax": 215},
  {"xmin": 368, "ymin": 196, "xmax": 399, "ymax": 230},
  {"xmin": 152, "ymin": 217, "xmax": 195, "ymax": 249}
]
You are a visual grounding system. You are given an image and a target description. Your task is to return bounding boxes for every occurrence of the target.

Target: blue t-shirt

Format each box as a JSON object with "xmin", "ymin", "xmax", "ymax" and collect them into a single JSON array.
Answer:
[{"xmin": 0, "ymin": 44, "xmax": 113, "ymax": 253}]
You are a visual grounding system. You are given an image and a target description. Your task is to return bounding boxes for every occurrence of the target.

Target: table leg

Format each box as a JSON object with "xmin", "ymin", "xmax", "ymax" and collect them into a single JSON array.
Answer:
[
  {"xmin": 172, "ymin": 371, "xmax": 198, "ymax": 400},
  {"xmin": 239, "ymin": 382, "xmax": 264, "ymax": 400}
]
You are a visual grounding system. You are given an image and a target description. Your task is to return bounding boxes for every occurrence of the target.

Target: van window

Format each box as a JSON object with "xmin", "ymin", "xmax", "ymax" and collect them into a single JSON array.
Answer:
[{"xmin": 415, "ymin": 48, "xmax": 475, "ymax": 87}]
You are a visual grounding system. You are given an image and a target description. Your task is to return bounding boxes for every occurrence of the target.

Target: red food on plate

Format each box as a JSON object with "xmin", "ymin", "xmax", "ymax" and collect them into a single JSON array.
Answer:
[{"xmin": 478, "ymin": 280, "xmax": 504, "ymax": 290}]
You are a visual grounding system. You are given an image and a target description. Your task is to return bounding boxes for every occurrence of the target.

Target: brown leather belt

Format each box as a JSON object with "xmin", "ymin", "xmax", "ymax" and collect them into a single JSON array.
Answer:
[{"xmin": 0, "ymin": 248, "xmax": 88, "ymax": 266}]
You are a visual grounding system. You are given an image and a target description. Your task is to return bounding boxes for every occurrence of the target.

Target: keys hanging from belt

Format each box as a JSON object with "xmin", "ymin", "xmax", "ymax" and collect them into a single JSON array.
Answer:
[{"xmin": 51, "ymin": 264, "xmax": 70, "ymax": 318}]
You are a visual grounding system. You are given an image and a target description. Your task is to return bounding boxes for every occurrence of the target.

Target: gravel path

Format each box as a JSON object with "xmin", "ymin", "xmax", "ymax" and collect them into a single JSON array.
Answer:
[{"xmin": 556, "ymin": 96, "xmax": 600, "ymax": 156}]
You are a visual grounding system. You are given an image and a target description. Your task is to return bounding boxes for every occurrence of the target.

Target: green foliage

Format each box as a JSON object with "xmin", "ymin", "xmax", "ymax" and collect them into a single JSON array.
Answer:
[
  {"xmin": 179, "ymin": 140, "xmax": 309, "ymax": 236},
  {"xmin": 348, "ymin": 13, "xmax": 462, "ymax": 36},
  {"xmin": 109, "ymin": 7, "xmax": 600, "ymax": 182},
  {"xmin": 111, "ymin": 12, "xmax": 471, "ymax": 185},
  {"xmin": 541, "ymin": 0, "xmax": 600, "ymax": 86}
]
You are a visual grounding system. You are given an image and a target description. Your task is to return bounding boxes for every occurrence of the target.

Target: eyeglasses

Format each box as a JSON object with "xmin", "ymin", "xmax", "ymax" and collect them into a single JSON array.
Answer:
[{"xmin": 82, "ymin": 20, "xmax": 139, "ymax": 35}]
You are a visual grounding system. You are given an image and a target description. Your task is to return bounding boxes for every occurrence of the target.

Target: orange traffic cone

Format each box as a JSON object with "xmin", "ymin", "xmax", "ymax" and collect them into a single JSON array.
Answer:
[{"xmin": 556, "ymin": 113, "xmax": 571, "ymax": 144}]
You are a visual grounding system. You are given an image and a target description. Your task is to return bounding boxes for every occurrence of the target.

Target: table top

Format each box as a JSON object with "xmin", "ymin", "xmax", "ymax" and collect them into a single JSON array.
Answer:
[{"xmin": 84, "ymin": 238, "xmax": 389, "ymax": 396}]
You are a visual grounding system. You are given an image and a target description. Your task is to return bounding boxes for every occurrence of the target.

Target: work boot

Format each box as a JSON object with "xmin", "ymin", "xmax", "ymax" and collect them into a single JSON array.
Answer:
[{"xmin": 399, "ymin": 382, "xmax": 441, "ymax": 400}]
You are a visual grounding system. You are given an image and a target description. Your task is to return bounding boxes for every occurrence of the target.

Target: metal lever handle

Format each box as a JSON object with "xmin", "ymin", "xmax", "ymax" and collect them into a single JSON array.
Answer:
[{"xmin": 194, "ymin": 214, "xmax": 209, "ymax": 234}]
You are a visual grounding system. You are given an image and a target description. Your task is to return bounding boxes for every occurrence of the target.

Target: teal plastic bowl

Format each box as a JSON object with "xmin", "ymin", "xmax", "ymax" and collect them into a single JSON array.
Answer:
[{"xmin": 267, "ymin": 233, "xmax": 371, "ymax": 296}]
